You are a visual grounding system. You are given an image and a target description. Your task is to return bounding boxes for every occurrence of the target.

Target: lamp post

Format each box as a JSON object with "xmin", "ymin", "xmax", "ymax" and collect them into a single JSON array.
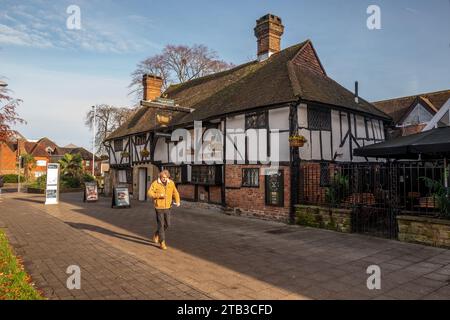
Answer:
[{"xmin": 91, "ymin": 105, "xmax": 96, "ymax": 177}]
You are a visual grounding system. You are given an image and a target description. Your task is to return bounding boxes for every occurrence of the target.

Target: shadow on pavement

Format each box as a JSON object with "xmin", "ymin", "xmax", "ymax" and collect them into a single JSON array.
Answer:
[
  {"xmin": 65, "ymin": 221, "xmax": 158, "ymax": 247},
  {"xmin": 12, "ymin": 197, "xmax": 44, "ymax": 204}
]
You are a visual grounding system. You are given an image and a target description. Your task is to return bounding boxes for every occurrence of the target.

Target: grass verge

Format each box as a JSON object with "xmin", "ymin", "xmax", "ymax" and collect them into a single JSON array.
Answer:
[{"xmin": 0, "ymin": 229, "xmax": 44, "ymax": 300}]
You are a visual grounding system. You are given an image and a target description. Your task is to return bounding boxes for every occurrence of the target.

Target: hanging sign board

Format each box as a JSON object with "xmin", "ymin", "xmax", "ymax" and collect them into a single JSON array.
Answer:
[
  {"xmin": 84, "ymin": 182, "xmax": 98, "ymax": 202},
  {"xmin": 45, "ymin": 163, "xmax": 60, "ymax": 205},
  {"xmin": 111, "ymin": 185, "xmax": 131, "ymax": 208}
]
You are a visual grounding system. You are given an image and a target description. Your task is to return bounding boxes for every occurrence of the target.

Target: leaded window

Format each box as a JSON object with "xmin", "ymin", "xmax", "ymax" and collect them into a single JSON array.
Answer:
[
  {"xmin": 245, "ymin": 112, "xmax": 267, "ymax": 130},
  {"xmin": 242, "ymin": 168, "xmax": 259, "ymax": 187},
  {"xmin": 191, "ymin": 165, "xmax": 221, "ymax": 185},
  {"xmin": 166, "ymin": 166, "xmax": 182, "ymax": 184},
  {"xmin": 114, "ymin": 139, "xmax": 123, "ymax": 152},
  {"xmin": 308, "ymin": 107, "xmax": 331, "ymax": 131}
]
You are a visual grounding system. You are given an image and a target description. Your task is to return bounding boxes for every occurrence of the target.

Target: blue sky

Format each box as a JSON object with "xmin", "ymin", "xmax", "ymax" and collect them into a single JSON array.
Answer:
[{"xmin": 1, "ymin": 0, "xmax": 449, "ymax": 151}]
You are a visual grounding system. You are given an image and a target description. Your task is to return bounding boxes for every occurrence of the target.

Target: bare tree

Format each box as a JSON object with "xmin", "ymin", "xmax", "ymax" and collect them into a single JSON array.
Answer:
[
  {"xmin": 0, "ymin": 83, "xmax": 25, "ymax": 142},
  {"xmin": 129, "ymin": 44, "xmax": 234, "ymax": 99},
  {"xmin": 85, "ymin": 104, "xmax": 134, "ymax": 155}
]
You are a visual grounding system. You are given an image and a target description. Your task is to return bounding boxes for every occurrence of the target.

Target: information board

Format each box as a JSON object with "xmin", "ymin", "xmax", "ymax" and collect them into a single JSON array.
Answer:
[{"xmin": 45, "ymin": 163, "xmax": 60, "ymax": 205}]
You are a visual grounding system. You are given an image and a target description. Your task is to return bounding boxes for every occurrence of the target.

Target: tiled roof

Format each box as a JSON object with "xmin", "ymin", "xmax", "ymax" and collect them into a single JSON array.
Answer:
[
  {"xmin": 373, "ymin": 89, "xmax": 450, "ymax": 123},
  {"xmin": 106, "ymin": 40, "xmax": 389, "ymax": 140}
]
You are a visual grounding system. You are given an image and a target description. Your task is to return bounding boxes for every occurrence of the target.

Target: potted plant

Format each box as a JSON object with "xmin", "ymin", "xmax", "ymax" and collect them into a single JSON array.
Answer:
[
  {"xmin": 121, "ymin": 151, "xmax": 130, "ymax": 158},
  {"xmin": 289, "ymin": 135, "xmax": 307, "ymax": 147},
  {"xmin": 420, "ymin": 177, "xmax": 450, "ymax": 218},
  {"xmin": 325, "ymin": 173, "xmax": 350, "ymax": 208},
  {"xmin": 140, "ymin": 149, "xmax": 150, "ymax": 158}
]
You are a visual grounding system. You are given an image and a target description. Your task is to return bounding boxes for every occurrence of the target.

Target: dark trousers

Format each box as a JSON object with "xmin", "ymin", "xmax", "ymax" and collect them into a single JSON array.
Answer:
[{"xmin": 155, "ymin": 209, "xmax": 171, "ymax": 242}]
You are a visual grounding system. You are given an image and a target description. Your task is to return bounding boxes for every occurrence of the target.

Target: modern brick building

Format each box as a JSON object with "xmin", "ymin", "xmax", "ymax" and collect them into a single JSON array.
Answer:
[
  {"xmin": 104, "ymin": 14, "xmax": 391, "ymax": 222},
  {"xmin": 0, "ymin": 135, "xmax": 101, "ymax": 179}
]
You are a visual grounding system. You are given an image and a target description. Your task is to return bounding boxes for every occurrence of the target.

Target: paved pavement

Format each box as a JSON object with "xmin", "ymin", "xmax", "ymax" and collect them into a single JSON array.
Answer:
[{"xmin": 1, "ymin": 192, "xmax": 450, "ymax": 300}]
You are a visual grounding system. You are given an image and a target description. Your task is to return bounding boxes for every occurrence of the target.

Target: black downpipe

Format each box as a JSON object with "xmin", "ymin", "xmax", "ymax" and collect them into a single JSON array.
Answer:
[{"xmin": 289, "ymin": 103, "xmax": 300, "ymax": 224}]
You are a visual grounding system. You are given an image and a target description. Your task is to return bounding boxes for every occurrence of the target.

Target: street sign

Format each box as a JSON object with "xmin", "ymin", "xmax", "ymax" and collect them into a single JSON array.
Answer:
[{"xmin": 45, "ymin": 163, "xmax": 60, "ymax": 205}]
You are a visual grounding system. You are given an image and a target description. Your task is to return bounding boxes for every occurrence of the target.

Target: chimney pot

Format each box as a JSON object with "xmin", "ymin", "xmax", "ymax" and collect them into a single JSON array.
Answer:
[
  {"xmin": 254, "ymin": 13, "xmax": 284, "ymax": 61},
  {"xmin": 142, "ymin": 74, "xmax": 163, "ymax": 101}
]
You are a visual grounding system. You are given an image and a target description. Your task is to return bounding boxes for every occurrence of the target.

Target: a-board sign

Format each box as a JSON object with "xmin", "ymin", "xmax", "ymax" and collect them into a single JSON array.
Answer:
[
  {"xmin": 111, "ymin": 186, "xmax": 131, "ymax": 208},
  {"xmin": 84, "ymin": 182, "xmax": 98, "ymax": 202},
  {"xmin": 45, "ymin": 163, "xmax": 60, "ymax": 205}
]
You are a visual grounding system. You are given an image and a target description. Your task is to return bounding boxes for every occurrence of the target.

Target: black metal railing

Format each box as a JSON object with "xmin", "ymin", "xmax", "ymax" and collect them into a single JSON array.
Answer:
[{"xmin": 298, "ymin": 161, "xmax": 450, "ymax": 239}]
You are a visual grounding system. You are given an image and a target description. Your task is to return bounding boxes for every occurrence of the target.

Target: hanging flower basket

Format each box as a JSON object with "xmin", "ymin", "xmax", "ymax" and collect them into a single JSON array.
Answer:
[
  {"xmin": 289, "ymin": 135, "xmax": 307, "ymax": 147},
  {"xmin": 140, "ymin": 149, "xmax": 150, "ymax": 158},
  {"xmin": 121, "ymin": 151, "xmax": 130, "ymax": 158}
]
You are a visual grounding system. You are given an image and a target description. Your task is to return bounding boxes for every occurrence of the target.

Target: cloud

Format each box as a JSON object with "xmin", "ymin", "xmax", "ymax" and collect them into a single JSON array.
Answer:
[
  {"xmin": 0, "ymin": 1, "xmax": 160, "ymax": 53},
  {"xmin": 5, "ymin": 62, "xmax": 131, "ymax": 149},
  {"xmin": 0, "ymin": 24, "xmax": 54, "ymax": 48}
]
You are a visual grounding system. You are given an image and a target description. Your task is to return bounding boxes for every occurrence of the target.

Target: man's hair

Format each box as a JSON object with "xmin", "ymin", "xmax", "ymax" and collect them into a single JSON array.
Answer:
[{"xmin": 159, "ymin": 170, "xmax": 170, "ymax": 178}]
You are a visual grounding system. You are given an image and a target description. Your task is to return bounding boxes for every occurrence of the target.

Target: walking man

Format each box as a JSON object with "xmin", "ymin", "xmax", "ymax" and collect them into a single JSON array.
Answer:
[{"xmin": 148, "ymin": 170, "xmax": 180, "ymax": 250}]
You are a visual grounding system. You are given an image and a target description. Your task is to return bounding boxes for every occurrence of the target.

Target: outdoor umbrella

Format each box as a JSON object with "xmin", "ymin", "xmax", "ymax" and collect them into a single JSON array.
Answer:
[{"xmin": 354, "ymin": 127, "xmax": 450, "ymax": 159}]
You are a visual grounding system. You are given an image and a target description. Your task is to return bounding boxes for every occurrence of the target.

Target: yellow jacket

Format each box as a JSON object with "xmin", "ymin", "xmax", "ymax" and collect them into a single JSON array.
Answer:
[{"xmin": 147, "ymin": 178, "xmax": 180, "ymax": 209}]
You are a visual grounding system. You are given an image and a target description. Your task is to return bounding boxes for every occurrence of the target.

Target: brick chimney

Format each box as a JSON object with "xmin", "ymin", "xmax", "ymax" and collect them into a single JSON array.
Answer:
[
  {"xmin": 254, "ymin": 14, "xmax": 284, "ymax": 61},
  {"xmin": 142, "ymin": 74, "xmax": 163, "ymax": 101}
]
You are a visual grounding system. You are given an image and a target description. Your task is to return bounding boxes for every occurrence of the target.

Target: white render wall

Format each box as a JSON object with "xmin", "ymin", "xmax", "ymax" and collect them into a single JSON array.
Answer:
[
  {"xmin": 119, "ymin": 103, "xmax": 386, "ymax": 166},
  {"xmin": 109, "ymin": 137, "xmax": 129, "ymax": 165},
  {"xmin": 296, "ymin": 103, "xmax": 385, "ymax": 162}
]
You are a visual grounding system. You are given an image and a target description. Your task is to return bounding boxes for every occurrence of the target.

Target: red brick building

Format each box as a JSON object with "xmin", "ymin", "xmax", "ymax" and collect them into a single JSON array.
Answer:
[
  {"xmin": 105, "ymin": 14, "xmax": 391, "ymax": 222},
  {"xmin": 0, "ymin": 136, "xmax": 101, "ymax": 179}
]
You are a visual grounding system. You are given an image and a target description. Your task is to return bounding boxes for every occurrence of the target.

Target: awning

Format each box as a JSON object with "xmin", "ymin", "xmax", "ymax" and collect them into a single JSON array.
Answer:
[{"xmin": 354, "ymin": 126, "xmax": 450, "ymax": 159}]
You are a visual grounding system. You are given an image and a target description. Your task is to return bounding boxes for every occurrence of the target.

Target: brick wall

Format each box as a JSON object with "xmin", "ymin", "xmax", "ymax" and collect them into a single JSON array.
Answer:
[
  {"xmin": 0, "ymin": 142, "xmax": 17, "ymax": 175},
  {"xmin": 225, "ymin": 164, "xmax": 290, "ymax": 222},
  {"xmin": 398, "ymin": 215, "xmax": 450, "ymax": 248},
  {"xmin": 209, "ymin": 185, "xmax": 222, "ymax": 204},
  {"xmin": 292, "ymin": 42, "xmax": 325, "ymax": 76},
  {"xmin": 178, "ymin": 184, "xmax": 195, "ymax": 201}
]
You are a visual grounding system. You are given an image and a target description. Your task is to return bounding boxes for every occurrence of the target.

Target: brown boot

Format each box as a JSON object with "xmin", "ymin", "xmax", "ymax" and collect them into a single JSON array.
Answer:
[
  {"xmin": 160, "ymin": 241, "xmax": 167, "ymax": 250},
  {"xmin": 152, "ymin": 233, "xmax": 159, "ymax": 244}
]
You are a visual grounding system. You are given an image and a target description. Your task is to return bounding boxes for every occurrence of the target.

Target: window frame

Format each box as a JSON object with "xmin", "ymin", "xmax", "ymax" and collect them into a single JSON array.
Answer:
[
  {"xmin": 114, "ymin": 139, "xmax": 123, "ymax": 152},
  {"xmin": 241, "ymin": 168, "xmax": 260, "ymax": 188},
  {"xmin": 165, "ymin": 165, "xmax": 184, "ymax": 184},
  {"xmin": 307, "ymin": 106, "xmax": 331, "ymax": 131},
  {"xmin": 245, "ymin": 111, "xmax": 268, "ymax": 130},
  {"xmin": 190, "ymin": 165, "xmax": 221, "ymax": 185}
]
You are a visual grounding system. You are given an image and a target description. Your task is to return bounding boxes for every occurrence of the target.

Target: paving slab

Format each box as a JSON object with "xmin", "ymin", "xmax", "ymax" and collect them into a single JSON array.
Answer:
[{"xmin": 1, "ymin": 192, "xmax": 450, "ymax": 299}]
